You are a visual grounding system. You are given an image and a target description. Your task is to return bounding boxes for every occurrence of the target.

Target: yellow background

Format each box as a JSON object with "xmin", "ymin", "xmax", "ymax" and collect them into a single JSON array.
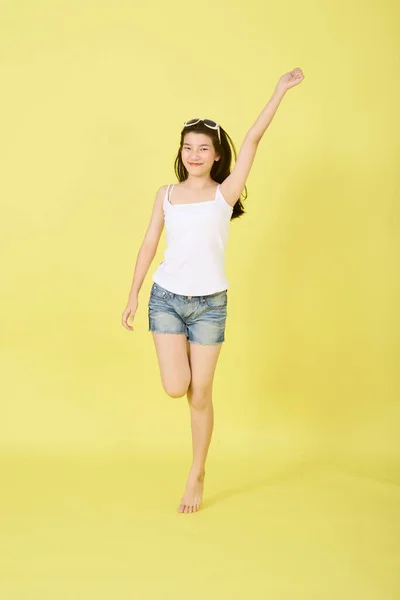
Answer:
[{"xmin": 1, "ymin": 0, "xmax": 399, "ymax": 598}]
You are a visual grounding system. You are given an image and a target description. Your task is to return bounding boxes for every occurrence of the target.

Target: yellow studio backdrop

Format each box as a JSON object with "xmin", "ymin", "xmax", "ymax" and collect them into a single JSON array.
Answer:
[{"xmin": 1, "ymin": 1, "xmax": 399, "ymax": 599}]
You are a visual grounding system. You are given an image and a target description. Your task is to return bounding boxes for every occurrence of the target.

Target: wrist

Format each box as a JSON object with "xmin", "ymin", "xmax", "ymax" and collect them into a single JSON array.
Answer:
[{"xmin": 274, "ymin": 84, "xmax": 287, "ymax": 98}]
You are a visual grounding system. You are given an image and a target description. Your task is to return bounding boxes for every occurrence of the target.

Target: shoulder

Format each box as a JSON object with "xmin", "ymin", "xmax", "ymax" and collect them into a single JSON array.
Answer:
[
  {"xmin": 153, "ymin": 184, "xmax": 170, "ymax": 203},
  {"xmin": 157, "ymin": 183, "xmax": 177, "ymax": 195},
  {"xmin": 155, "ymin": 183, "xmax": 179, "ymax": 203}
]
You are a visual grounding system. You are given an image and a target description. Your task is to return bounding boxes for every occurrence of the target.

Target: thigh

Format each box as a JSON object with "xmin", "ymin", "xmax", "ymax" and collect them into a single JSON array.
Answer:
[
  {"xmin": 151, "ymin": 333, "xmax": 191, "ymax": 397},
  {"xmin": 188, "ymin": 341, "xmax": 223, "ymax": 392}
]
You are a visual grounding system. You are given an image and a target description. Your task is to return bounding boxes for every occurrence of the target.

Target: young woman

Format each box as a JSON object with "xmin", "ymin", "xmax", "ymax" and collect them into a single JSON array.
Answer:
[{"xmin": 122, "ymin": 68, "xmax": 305, "ymax": 514}]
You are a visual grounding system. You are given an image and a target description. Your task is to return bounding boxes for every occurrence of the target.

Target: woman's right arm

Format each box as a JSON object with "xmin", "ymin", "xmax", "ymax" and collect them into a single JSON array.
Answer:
[{"xmin": 121, "ymin": 185, "xmax": 166, "ymax": 331}]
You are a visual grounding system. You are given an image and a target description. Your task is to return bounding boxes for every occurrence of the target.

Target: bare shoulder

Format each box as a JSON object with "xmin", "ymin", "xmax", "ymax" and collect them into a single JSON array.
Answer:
[
  {"xmin": 219, "ymin": 181, "xmax": 239, "ymax": 208},
  {"xmin": 152, "ymin": 184, "xmax": 169, "ymax": 206},
  {"xmin": 156, "ymin": 184, "xmax": 169, "ymax": 197}
]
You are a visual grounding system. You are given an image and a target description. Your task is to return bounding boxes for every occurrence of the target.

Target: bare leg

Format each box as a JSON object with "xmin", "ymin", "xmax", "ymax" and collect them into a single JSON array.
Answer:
[
  {"xmin": 178, "ymin": 342, "xmax": 222, "ymax": 514},
  {"xmin": 178, "ymin": 384, "xmax": 213, "ymax": 513},
  {"xmin": 188, "ymin": 383, "xmax": 214, "ymax": 473}
]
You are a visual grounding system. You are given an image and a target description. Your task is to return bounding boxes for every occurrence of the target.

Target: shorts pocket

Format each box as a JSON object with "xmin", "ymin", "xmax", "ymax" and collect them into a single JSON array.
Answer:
[{"xmin": 204, "ymin": 290, "xmax": 227, "ymax": 309}]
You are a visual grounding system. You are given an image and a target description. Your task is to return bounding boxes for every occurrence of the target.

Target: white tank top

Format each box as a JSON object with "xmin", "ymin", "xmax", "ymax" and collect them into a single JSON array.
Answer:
[{"xmin": 152, "ymin": 183, "xmax": 233, "ymax": 296}]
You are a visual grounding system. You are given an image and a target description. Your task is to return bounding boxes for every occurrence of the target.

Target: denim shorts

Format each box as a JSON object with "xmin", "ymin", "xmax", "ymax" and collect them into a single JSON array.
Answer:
[{"xmin": 148, "ymin": 282, "xmax": 228, "ymax": 345}]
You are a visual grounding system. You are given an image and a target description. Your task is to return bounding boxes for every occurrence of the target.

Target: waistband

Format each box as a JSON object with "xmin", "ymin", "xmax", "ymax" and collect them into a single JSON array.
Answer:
[{"xmin": 152, "ymin": 281, "xmax": 227, "ymax": 300}]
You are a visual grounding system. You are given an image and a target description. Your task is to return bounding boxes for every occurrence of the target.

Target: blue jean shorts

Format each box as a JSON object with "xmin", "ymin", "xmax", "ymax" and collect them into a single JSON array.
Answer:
[{"xmin": 148, "ymin": 282, "xmax": 228, "ymax": 345}]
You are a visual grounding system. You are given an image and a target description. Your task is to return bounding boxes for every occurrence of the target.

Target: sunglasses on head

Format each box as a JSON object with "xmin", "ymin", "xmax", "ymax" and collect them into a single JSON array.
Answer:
[{"xmin": 183, "ymin": 118, "xmax": 221, "ymax": 143}]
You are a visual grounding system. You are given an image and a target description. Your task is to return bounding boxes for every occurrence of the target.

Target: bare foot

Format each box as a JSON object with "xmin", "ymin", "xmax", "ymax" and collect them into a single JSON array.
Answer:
[{"xmin": 178, "ymin": 468, "xmax": 205, "ymax": 513}]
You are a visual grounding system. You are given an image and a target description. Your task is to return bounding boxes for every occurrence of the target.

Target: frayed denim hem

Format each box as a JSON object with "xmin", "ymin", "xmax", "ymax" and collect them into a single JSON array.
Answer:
[
  {"xmin": 148, "ymin": 328, "xmax": 187, "ymax": 335},
  {"xmin": 188, "ymin": 339, "xmax": 225, "ymax": 345},
  {"xmin": 148, "ymin": 328, "xmax": 224, "ymax": 345}
]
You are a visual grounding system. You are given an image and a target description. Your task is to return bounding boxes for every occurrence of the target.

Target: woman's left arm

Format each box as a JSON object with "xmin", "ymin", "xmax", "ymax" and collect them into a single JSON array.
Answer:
[{"xmin": 220, "ymin": 67, "xmax": 305, "ymax": 206}]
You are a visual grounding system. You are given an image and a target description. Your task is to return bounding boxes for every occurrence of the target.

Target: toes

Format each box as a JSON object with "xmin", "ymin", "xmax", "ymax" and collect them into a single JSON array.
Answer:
[
  {"xmin": 179, "ymin": 494, "xmax": 202, "ymax": 514},
  {"xmin": 178, "ymin": 502, "xmax": 201, "ymax": 513}
]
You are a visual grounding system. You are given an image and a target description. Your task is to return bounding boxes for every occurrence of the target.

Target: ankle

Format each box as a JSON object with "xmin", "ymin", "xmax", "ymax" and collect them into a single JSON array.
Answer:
[{"xmin": 191, "ymin": 465, "xmax": 206, "ymax": 479}]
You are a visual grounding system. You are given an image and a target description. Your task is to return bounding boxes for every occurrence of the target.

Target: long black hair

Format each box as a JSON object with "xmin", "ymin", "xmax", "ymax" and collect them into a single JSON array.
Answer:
[{"xmin": 173, "ymin": 120, "xmax": 247, "ymax": 220}]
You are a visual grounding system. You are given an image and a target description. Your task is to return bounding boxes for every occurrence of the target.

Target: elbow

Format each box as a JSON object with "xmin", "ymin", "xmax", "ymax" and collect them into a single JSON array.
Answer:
[{"xmin": 246, "ymin": 130, "xmax": 261, "ymax": 145}]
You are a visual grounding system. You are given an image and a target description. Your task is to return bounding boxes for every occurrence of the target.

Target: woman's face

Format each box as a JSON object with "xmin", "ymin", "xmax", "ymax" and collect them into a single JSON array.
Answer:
[{"xmin": 181, "ymin": 132, "xmax": 220, "ymax": 174}]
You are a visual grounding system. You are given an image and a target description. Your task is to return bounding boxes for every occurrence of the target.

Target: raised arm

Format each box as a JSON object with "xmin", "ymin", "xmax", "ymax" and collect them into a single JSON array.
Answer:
[{"xmin": 220, "ymin": 67, "xmax": 305, "ymax": 207}]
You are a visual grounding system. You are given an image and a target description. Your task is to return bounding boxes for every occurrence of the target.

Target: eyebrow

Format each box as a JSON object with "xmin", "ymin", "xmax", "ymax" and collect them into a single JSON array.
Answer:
[{"xmin": 183, "ymin": 143, "xmax": 210, "ymax": 147}]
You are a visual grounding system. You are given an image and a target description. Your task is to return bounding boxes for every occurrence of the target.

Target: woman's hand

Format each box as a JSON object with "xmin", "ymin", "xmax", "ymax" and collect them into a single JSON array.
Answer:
[
  {"xmin": 121, "ymin": 297, "xmax": 138, "ymax": 331},
  {"xmin": 276, "ymin": 67, "xmax": 305, "ymax": 93}
]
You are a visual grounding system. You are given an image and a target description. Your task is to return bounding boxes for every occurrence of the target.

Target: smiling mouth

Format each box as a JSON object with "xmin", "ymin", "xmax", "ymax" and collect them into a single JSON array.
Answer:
[{"xmin": 189, "ymin": 162, "xmax": 202, "ymax": 166}]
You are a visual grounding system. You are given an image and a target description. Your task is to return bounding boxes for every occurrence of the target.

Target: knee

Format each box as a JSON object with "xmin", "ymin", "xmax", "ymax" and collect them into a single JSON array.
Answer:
[
  {"xmin": 188, "ymin": 388, "xmax": 211, "ymax": 410},
  {"xmin": 163, "ymin": 381, "xmax": 190, "ymax": 398}
]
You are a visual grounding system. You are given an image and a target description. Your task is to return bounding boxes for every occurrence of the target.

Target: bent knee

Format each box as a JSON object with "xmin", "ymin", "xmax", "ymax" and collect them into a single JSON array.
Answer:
[{"xmin": 163, "ymin": 380, "xmax": 190, "ymax": 398}]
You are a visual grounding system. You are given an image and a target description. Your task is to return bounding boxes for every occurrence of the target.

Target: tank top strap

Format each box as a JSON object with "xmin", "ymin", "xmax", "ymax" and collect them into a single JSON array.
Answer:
[
  {"xmin": 215, "ymin": 184, "xmax": 224, "ymax": 204},
  {"xmin": 165, "ymin": 183, "xmax": 175, "ymax": 206},
  {"xmin": 215, "ymin": 183, "xmax": 233, "ymax": 212}
]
